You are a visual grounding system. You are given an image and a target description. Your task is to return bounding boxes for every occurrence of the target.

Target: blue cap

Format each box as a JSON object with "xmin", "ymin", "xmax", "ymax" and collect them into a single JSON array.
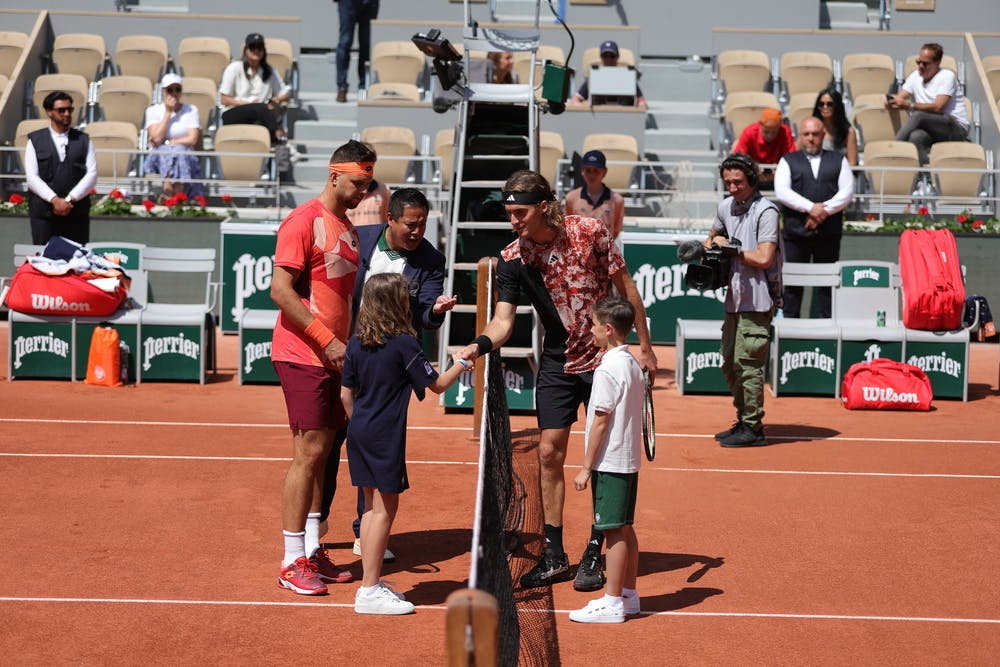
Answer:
[
  {"xmin": 599, "ymin": 40, "xmax": 619, "ymax": 56},
  {"xmin": 581, "ymin": 150, "xmax": 606, "ymax": 168}
]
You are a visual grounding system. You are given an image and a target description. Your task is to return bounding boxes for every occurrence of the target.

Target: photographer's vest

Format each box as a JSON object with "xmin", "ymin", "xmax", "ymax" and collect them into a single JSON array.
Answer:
[
  {"xmin": 27, "ymin": 127, "xmax": 92, "ymax": 222},
  {"xmin": 780, "ymin": 150, "xmax": 843, "ymax": 240}
]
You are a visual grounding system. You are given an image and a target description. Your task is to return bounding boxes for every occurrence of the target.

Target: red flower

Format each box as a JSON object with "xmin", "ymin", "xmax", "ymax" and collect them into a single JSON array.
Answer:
[
  {"xmin": 8, "ymin": 193, "xmax": 25, "ymax": 205},
  {"xmin": 142, "ymin": 199, "xmax": 155, "ymax": 212},
  {"xmin": 194, "ymin": 195, "xmax": 208, "ymax": 207},
  {"xmin": 865, "ymin": 213, "xmax": 876, "ymax": 221},
  {"xmin": 89, "ymin": 188, "xmax": 97, "ymax": 195},
  {"xmin": 917, "ymin": 206, "xmax": 929, "ymax": 216},
  {"xmin": 174, "ymin": 192, "xmax": 188, "ymax": 202},
  {"xmin": 956, "ymin": 214, "xmax": 968, "ymax": 223},
  {"xmin": 164, "ymin": 195, "xmax": 178, "ymax": 207},
  {"xmin": 109, "ymin": 189, "xmax": 124, "ymax": 200},
  {"xmin": 972, "ymin": 220, "xmax": 985, "ymax": 230},
  {"xmin": 221, "ymin": 194, "xmax": 234, "ymax": 203}
]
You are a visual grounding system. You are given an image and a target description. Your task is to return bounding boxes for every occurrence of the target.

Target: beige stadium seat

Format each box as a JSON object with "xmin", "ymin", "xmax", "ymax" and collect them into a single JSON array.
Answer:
[
  {"xmin": 779, "ymin": 51, "xmax": 833, "ymax": 97},
  {"xmin": 929, "ymin": 141, "xmax": 986, "ymax": 200},
  {"xmin": 538, "ymin": 130, "xmax": 564, "ymax": 187},
  {"xmin": 903, "ymin": 53, "xmax": 958, "ymax": 80},
  {"xmin": 0, "ymin": 31, "xmax": 28, "ymax": 78},
  {"xmin": 87, "ymin": 121, "xmax": 139, "ymax": 179},
  {"xmin": 360, "ymin": 125, "xmax": 417, "ymax": 185},
  {"xmin": 265, "ymin": 37, "xmax": 294, "ymax": 80},
  {"xmin": 513, "ymin": 45, "xmax": 566, "ymax": 85},
  {"xmin": 863, "ymin": 140, "xmax": 920, "ymax": 199},
  {"xmin": 852, "ymin": 93, "xmax": 904, "ymax": 146},
  {"xmin": 982, "ymin": 55, "xmax": 1000, "ymax": 101},
  {"xmin": 366, "ymin": 82, "xmax": 421, "ymax": 102},
  {"xmin": 214, "ymin": 124, "xmax": 271, "ymax": 181},
  {"xmin": 12, "ymin": 119, "xmax": 50, "ymax": 170},
  {"xmin": 841, "ymin": 53, "xmax": 895, "ymax": 99},
  {"xmin": 787, "ymin": 92, "xmax": 817, "ymax": 135},
  {"xmin": 179, "ymin": 76, "xmax": 219, "ymax": 131},
  {"xmin": 51, "ymin": 33, "xmax": 107, "ymax": 83},
  {"xmin": 435, "ymin": 128, "xmax": 454, "ymax": 189},
  {"xmin": 176, "ymin": 37, "xmax": 231, "ymax": 87},
  {"xmin": 581, "ymin": 46, "xmax": 636, "ymax": 73},
  {"xmin": 717, "ymin": 49, "xmax": 771, "ymax": 95},
  {"xmin": 371, "ymin": 41, "xmax": 426, "ymax": 85},
  {"xmin": 0, "ymin": 74, "xmax": 8, "ymax": 95},
  {"xmin": 32, "ymin": 73, "xmax": 89, "ymax": 122},
  {"xmin": 724, "ymin": 90, "xmax": 781, "ymax": 139},
  {"xmin": 115, "ymin": 35, "xmax": 169, "ymax": 84},
  {"xmin": 98, "ymin": 75, "xmax": 153, "ymax": 125},
  {"xmin": 582, "ymin": 132, "xmax": 638, "ymax": 190}
]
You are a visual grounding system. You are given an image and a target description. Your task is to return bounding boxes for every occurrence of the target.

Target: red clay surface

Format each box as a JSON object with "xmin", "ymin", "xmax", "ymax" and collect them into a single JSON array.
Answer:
[{"xmin": 1, "ymin": 325, "xmax": 998, "ymax": 665}]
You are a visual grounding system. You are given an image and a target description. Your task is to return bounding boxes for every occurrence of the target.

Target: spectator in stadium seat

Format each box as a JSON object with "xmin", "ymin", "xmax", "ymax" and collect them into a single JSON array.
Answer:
[
  {"xmin": 887, "ymin": 42, "xmax": 969, "ymax": 165},
  {"xmin": 335, "ymin": 0, "xmax": 379, "ymax": 103},
  {"xmin": 24, "ymin": 91, "xmax": 97, "ymax": 245},
  {"xmin": 774, "ymin": 116, "xmax": 854, "ymax": 319},
  {"xmin": 570, "ymin": 40, "xmax": 646, "ymax": 109},
  {"xmin": 812, "ymin": 87, "xmax": 858, "ymax": 166},
  {"xmin": 458, "ymin": 170, "xmax": 656, "ymax": 593},
  {"xmin": 219, "ymin": 33, "xmax": 293, "ymax": 146},
  {"xmin": 564, "ymin": 149, "xmax": 625, "ymax": 239},
  {"xmin": 485, "ymin": 51, "xmax": 518, "ymax": 84},
  {"xmin": 731, "ymin": 107, "xmax": 796, "ymax": 190},
  {"xmin": 143, "ymin": 73, "xmax": 204, "ymax": 199}
]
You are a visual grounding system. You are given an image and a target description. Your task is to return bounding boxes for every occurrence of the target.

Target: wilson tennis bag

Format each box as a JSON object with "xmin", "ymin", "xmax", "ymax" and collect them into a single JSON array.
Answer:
[
  {"xmin": 898, "ymin": 229, "xmax": 965, "ymax": 330},
  {"xmin": 3, "ymin": 263, "xmax": 128, "ymax": 317},
  {"xmin": 841, "ymin": 358, "xmax": 932, "ymax": 411}
]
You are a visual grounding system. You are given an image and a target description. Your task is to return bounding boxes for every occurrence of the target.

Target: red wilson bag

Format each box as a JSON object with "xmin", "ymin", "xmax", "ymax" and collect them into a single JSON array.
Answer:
[
  {"xmin": 841, "ymin": 358, "xmax": 933, "ymax": 411},
  {"xmin": 3, "ymin": 263, "xmax": 127, "ymax": 317},
  {"xmin": 898, "ymin": 229, "xmax": 965, "ymax": 330}
]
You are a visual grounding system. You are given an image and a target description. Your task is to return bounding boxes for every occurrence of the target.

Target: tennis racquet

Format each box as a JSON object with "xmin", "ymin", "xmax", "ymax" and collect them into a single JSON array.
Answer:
[{"xmin": 642, "ymin": 370, "xmax": 655, "ymax": 461}]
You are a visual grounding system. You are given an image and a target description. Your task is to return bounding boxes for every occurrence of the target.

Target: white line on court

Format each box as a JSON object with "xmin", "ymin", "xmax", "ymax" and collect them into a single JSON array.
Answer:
[
  {"xmin": 1, "ymin": 596, "xmax": 998, "ymax": 625},
  {"xmin": 1, "ymin": 418, "xmax": 998, "ymax": 446}
]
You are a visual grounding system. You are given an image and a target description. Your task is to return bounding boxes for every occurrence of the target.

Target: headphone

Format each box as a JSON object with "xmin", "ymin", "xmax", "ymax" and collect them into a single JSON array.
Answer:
[{"xmin": 719, "ymin": 152, "xmax": 759, "ymax": 187}]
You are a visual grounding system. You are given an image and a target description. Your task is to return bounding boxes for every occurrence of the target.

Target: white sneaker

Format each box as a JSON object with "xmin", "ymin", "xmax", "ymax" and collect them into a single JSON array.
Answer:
[
  {"xmin": 568, "ymin": 597, "xmax": 625, "ymax": 624},
  {"xmin": 623, "ymin": 592, "xmax": 641, "ymax": 615},
  {"xmin": 353, "ymin": 537, "xmax": 396, "ymax": 562},
  {"xmin": 354, "ymin": 582, "xmax": 415, "ymax": 615},
  {"xmin": 288, "ymin": 144, "xmax": 305, "ymax": 163}
]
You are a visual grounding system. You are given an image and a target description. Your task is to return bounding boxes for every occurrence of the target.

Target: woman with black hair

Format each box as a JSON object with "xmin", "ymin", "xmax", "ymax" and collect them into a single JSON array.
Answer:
[
  {"xmin": 219, "ymin": 33, "xmax": 292, "ymax": 145},
  {"xmin": 811, "ymin": 88, "xmax": 858, "ymax": 165}
]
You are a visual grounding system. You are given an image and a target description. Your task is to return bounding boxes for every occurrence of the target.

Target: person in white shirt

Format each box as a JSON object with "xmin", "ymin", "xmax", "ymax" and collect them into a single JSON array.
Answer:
[
  {"xmin": 24, "ymin": 91, "xmax": 98, "ymax": 244},
  {"xmin": 143, "ymin": 73, "xmax": 203, "ymax": 198},
  {"xmin": 218, "ymin": 33, "xmax": 292, "ymax": 145},
  {"xmin": 887, "ymin": 42, "xmax": 969, "ymax": 164},
  {"xmin": 774, "ymin": 116, "xmax": 854, "ymax": 318}
]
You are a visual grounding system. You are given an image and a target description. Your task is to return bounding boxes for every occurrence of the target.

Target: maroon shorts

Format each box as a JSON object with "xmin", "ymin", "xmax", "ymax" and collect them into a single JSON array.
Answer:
[{"xmin": 274, "ymin": 361, "xmax": 347, "ymax": 431}]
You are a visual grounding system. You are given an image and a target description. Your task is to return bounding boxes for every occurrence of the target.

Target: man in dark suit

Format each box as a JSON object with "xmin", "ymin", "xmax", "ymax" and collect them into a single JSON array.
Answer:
[
  {"xmin": 320, "ymin": 187, "xmax": 457, "ymax": 560},
  {"xmin": 24, "ymin": 91, "xmax": 97, "ymax": 244},
  {"xmin": 774, "ymin": 116, "xmax": 854, "ymax": 318}
]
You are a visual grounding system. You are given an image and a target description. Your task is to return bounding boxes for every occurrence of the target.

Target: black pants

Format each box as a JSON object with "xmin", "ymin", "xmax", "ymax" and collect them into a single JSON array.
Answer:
[
  {"xmin": 781, "ymin": 233, "xmax": 841, "ymax": 318},
  {"xmin": 30, "ymin": 214, "xmax": 89, "ymax": 245},
  {"xmin": 221, "ymin": 103, "xmax": 281, "ymax": 143},
  {"xmin": 319, "ymin": 428, "xmax": 365, "ymax": 538}
]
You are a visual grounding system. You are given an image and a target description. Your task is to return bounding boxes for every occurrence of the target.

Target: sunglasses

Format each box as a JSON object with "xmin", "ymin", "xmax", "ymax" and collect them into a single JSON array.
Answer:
[
  {"xmin": 165, "ymin": 86, "xmax": 183, "ymax": 94},
  {"xmin": 52, "ymin": 106, "xmax": 74, "ymax": 114},
  {"xmin": 916, "ymin": 59, "xmax": 934, "ymax": 66},
  {"xmin": 817, "ymin": 101, "xmax": 835, "ymax": 107}
]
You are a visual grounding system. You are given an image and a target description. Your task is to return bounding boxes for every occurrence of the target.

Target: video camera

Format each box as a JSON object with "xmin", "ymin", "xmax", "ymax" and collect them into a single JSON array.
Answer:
[{"xmin": 677, "ymin": 238, "xmax": 741, "ymax": 291}]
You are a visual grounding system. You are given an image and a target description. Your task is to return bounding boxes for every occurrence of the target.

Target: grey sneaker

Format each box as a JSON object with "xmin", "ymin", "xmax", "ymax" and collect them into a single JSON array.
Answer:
[
  {"xmin": 573, "ymin": 547, "xmax": 606, "ymax": 592},
  {"xmin": 519, "ymin": 548, "xmax": 572, "ymax": 588}
]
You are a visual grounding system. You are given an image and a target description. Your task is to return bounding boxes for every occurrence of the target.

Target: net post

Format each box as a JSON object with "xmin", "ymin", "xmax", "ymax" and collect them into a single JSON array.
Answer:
[
  {"xmin": 445, "ymin": 588, "xmax": 499, "ymax": 667},
  {"xmin": 472, "ymin": 257, "xmax": 497, "ymax": 439}
]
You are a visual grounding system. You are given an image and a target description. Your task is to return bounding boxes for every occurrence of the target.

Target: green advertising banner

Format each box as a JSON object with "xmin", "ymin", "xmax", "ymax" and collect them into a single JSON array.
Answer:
[
  {"xmin": 904, "ymin": 341, "xmax": 967, "ymax": 399},
  {"xmin": 442, "ymin": 357, "xmax": 536, "ymax": 411},
  {"xmin": 9, "ymin": 319, "xmax": 74, "ymax": 379},
  {"xmin": 677, "ymin": 337, "xmax": 729, "ymax": 394},
  {"xmin": 220, "ymin": 221, "xmax": 280, "ymax": 334},
  {"xmin": 772, "ymin": 338, "xmax": 839, "ymax": 396},
  {"xmin": 622, "ymin": 232, "xmax": 726, "ymax": 344}
]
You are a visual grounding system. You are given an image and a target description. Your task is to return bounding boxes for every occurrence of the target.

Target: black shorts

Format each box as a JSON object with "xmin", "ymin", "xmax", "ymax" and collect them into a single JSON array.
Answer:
[{"xmin": 535, "ymin": 356, "xmax": 593, "ymax": 430}]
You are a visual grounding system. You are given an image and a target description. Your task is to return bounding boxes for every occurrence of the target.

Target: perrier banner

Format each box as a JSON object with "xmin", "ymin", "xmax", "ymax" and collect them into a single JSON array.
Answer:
[{"xmin": 220, "ymin": 221, "xmax": 280, "ymax": 334}]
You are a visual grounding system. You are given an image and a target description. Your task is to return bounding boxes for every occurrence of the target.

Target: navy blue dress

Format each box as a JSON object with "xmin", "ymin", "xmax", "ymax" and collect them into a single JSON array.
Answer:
[{"xmin": 342, "ymin": 334, "xmax": 438, "ymax": 494}]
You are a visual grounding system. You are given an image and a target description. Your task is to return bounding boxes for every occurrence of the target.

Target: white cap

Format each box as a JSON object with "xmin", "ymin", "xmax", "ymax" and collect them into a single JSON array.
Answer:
[{"xmin": 160, "ymin": 72, "xmax": 183, "ymax": 88}]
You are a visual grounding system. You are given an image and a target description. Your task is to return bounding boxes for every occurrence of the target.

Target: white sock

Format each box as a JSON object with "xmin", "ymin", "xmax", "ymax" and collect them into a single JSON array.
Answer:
[
  {"xmin": 282, "ymin": 530, "xmax": 306, "ymax": 567},
  {"xmin": 622, "ymin": 587, "xmax": 637, "ymax": 599},
  {"xmin": 359, "ymin": 584, "xmax": 379, "ymax": 596},
  {"xmin": 304, "ymin": 512, "xmax": 322, "ymax": 556},
  {"xmin": 603, "ymin": 593, "xmax": 623, "ymax": 605}
]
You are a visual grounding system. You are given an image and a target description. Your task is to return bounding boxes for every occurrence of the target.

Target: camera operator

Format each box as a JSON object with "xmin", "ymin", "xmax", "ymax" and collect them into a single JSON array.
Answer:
[{"xmin": 705, "ymin": 153, "xmax": 782, "ymax": 448}]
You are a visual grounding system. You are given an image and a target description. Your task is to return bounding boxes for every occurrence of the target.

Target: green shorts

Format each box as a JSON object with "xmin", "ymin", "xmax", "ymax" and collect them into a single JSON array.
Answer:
[{"xmin": 590, "ymin": 471, "xmax": 638, "ymax": 530}]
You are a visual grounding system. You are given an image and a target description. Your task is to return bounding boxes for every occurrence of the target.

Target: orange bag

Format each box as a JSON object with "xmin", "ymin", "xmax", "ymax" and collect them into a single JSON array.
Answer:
[{"xmin": 84, "ymin": 326, "xmax": 122, "ymax": 387}]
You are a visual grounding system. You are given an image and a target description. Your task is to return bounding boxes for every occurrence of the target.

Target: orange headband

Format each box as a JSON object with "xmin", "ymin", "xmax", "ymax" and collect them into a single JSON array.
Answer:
[{"xmin": 328, "ymin": 161, "xmax": 375, "ymax": 175}]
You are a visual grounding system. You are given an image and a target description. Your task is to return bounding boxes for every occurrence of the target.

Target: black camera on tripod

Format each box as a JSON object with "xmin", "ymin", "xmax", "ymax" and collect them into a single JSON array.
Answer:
[{"xmin": 677, "ymin": 238, "xmax": 741, "ymax": 291}]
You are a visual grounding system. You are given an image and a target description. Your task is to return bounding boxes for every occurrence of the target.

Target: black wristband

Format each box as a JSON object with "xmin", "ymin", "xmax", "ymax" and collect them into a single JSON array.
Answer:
[{"xmin": 472, "ymin": 335, "xmax": 493, "ymax": 357}]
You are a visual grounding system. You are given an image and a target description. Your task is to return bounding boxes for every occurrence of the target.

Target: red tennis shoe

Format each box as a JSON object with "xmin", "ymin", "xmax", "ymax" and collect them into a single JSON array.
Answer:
[
  {"xmin": 277, "ymin": 556, "xmax": 329, "ymax": 595},
  {"xmin": 309, "ymin": 548, "xmax": 353, "ymax": 584}
]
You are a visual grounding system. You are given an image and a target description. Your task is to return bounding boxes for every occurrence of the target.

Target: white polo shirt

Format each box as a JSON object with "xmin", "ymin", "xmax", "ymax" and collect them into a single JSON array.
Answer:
[{"xmin": 584, "ymin": 344, "xmax": 643, "ymax": 474}]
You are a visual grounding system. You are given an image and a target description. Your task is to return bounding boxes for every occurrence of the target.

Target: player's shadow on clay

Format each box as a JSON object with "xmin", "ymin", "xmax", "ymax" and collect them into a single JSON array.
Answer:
[
  {"xmin": 639, "ymin": 586, "xmax": 725, "ymax": 614},
  {"xmin": 639, "ymin": 552, "xmax": 724, "ymax": 581},
  {"xmin": 759, "ymin": 424, "xmax": 840, "ymax": 445}
]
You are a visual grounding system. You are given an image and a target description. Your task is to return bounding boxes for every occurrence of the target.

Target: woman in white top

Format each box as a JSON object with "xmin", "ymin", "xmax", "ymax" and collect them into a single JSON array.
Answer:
[
  {"xmin": 143, "ymin": 72, "xmax": 204, "ymax": 198},
  {"xmin": 218, "ymin": 32, "xmax": 292, "ymax": 144}
]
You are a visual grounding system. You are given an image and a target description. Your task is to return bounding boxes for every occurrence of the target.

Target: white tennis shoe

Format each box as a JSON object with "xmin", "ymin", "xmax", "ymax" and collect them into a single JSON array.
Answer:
[{"xmin": 568, "ymin": 597, "xmax": 625, "ymax": 624}]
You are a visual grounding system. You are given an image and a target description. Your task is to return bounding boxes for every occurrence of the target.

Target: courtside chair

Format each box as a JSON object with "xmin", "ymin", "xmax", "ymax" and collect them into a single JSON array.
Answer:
[
  {"xmin": 177, "ymin": 76, "xmax": 220, "ymax": 142},
  {"xmin": 903, "ymin": 317, "xmax": 976, "ymax": 401},
  {"xmin": 538, "ymin": 130, "xmax": 564, "ymax": 190},
  {"xmin": 983, "ymin": 56, "xmax": 1000, "ymax": 101},
  {"xmin": 97, "ymin": 75, "xmax": 153, "ymax": 126},
  {"xmin": 370, "ymin": 41, "xmax": 426, "ymax": 87},
  {"xmin": 139, "ymin": 246, "xmax": 219, "ymax": 384},
  {"xmin": 114, "ymin": 35, "xmax": 169, "ymax": 84},
  {"xmin": 928, "ymin": 141, "xmax": 987, "ymax": 206},
  {"xmin": 50, "ymin": 33, "xmax": 109, "ymax": 83},
  {"xmin": 30, "ymin": 73, "xmax": 89, "ymax": 124},
  {"xmin": 264, "ymin": 37, "xmax": 299, "ymax": 104},
  {"xmin": 770, "ymin": 262, "xmax": 841, "ymax": 397},
  {"xmin": 779, "ymin": 51, "xmax": 834, "ymax": 99},
  {"xmin": 841, "ymin": 53, "xmax": 895, "ymax": 101},
  {"xmin": 582, "ymin": 132, "xmax": 639, "ymax": 191},
  {"xmin": 787, "ymin": 92, "xmax": 818, "ymax": 137},
  {"xmin": 10, "ymin": 119, "xmax": 50, "ymax": 175},
  {"xmin": 6, "ymin": 244, "xmax": 71, "ymax": 380},
  {"xmin": 239, "ymin": 309, "xmax": 280, "ymax": 384},
  {"xmin": 675, "ymin": 318, "xmax": 729, "ymax": 395},
  {"xmin": 176, "ymin": 37, "xmax": 231, "ymax": 87},
  {"xmin": 0, "ymin": 31, "xmax": 27, "ymax": 79},
  {"xmin": 359, "ymin": 125, "xmax": 417, "ymax": 186}
]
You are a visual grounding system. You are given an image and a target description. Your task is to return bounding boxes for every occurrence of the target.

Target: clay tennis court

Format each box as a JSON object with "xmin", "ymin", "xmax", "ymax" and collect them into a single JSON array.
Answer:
[{"xmin": 1, "ymin": 327, "xmax": 998, "ymax": 664}]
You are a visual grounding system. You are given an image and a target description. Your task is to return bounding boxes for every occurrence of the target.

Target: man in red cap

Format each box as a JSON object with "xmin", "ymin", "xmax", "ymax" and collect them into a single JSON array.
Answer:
[{"xmin": 731, "ymin": 107, "xmax": 796, "ymax": 190}]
